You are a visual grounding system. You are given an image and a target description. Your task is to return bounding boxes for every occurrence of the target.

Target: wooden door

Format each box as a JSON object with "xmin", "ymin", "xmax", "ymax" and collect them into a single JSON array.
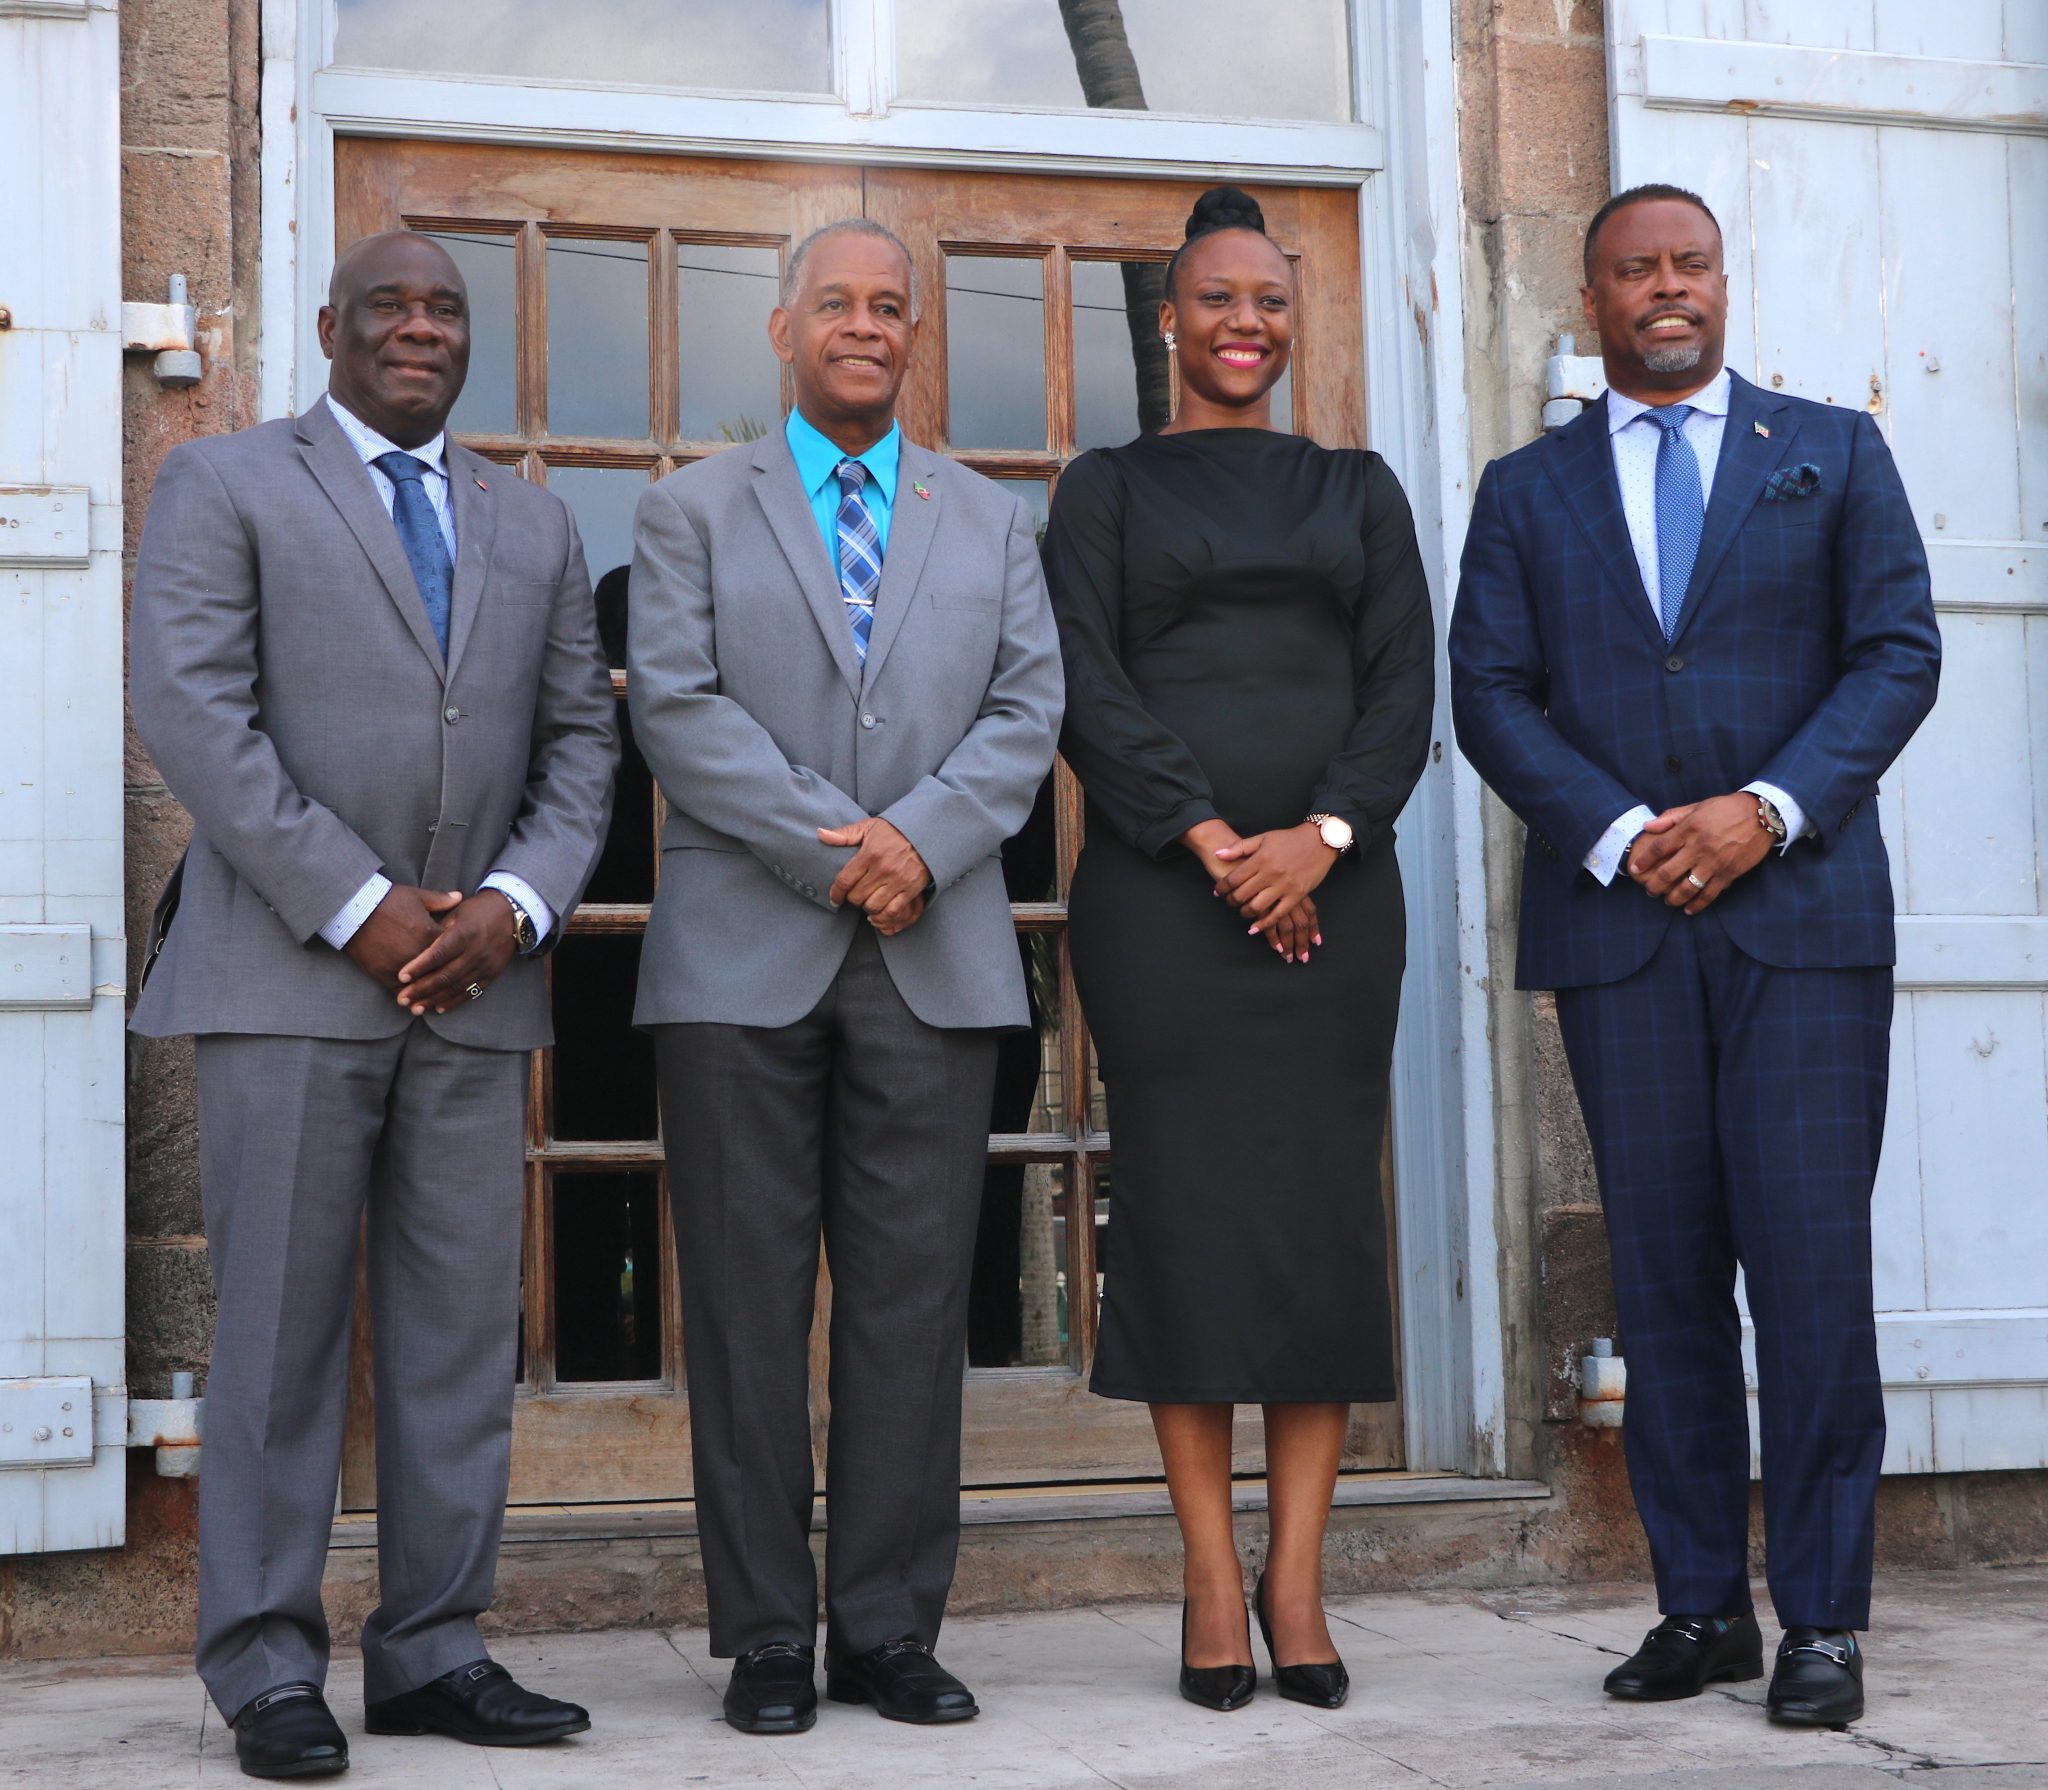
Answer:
[
  {"xmin": 1608, "ymin": 0, "xmax": 2048, "ymax": 1475},
  {"xmin": 335, "ymin": 140, "xmax": 1402, "ymax": 1509}
]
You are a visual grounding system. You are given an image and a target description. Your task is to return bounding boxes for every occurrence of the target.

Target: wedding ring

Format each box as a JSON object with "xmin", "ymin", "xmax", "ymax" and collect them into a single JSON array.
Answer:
[
  {"xmin": 464, "ymin": 983, "xmax": 485, "ymax": 1001},
  {"xmin": 1684, "ymin": 872, "xmax": 1706, "ymax": 891}
]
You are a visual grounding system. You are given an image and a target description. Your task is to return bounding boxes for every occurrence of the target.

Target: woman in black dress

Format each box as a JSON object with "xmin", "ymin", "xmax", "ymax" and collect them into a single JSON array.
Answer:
[{"xmin": 1044, "ymin": 188, "xmax": 1434, "ymax": 1712}]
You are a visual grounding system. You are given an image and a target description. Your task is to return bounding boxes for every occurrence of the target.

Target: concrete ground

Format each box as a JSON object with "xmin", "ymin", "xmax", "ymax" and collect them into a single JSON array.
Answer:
[{"xmin": 3, "ymin": 1568, "xmax": 2043, "ymax": 1789}]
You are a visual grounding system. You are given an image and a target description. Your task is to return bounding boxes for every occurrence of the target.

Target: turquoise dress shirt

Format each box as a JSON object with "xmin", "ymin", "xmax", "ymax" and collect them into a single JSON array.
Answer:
[{"xmin": 786, "ymin": 406, "xmax": 899, "ymax": 561}]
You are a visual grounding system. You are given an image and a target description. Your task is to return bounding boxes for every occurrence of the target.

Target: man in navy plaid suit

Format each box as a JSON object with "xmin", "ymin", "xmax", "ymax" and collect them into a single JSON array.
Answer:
[{"xmin": 1450, "ymin": 185, "xmax": 1940, "ymax": 1729}]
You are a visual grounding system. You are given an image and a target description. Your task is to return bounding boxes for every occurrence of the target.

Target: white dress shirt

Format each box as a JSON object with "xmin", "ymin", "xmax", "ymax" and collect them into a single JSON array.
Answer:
[
  {"xmin": 315, "ymin": 394, "xmax": 553, "ymax": 953},
  {"xmin": 1583, "ymin": 368, "xmax": 1808, "ymax": 885}
]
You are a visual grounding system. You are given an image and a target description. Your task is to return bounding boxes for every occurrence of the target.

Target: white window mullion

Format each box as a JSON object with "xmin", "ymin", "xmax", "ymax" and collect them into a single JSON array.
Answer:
[{"xmin": 834, "ymin": 0, "xmax": 893, "ymax": 119}]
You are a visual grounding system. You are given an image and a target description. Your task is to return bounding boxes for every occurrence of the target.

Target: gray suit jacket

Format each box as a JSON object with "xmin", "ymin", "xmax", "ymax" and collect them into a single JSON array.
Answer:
[
  {"xmin": 627, "ymin": 427, "xmax": 1063, "ymax": 1030},
  {"xmin": 129, "ymin": 398, "xmax": 619, "ymax": 1050}
]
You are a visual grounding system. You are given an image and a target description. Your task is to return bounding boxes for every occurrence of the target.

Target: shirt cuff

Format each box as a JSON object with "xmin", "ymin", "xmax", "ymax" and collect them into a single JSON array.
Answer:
[
  {"xmin": 1584, "ymin": 806, "xmax": 1656, "ymax": 887},
  {"xmin": 1743, "ymin": 782, "xmax": 1810, "ymax": 854},
  {"xmin": 481, "ymin": 871, "xmax": 554, "ymax": 950},
  {"xmin": 319, "ymin": 872, "xmax": 393, "ymax": 950}
]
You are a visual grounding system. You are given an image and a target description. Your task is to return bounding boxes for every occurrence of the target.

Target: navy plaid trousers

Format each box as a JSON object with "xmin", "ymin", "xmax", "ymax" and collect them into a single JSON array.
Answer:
[{"xmin": 1556, "ymin": 913, "xmax": 1891, "ymax": 1630}]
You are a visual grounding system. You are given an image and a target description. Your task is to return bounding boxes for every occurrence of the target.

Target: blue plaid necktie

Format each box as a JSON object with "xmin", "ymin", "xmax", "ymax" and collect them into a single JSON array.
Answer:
[
  {"xmin": 1649, "ymin": 405, "xmax": 1702, "ymax": 641},
  {"xmin": 373, "ymin": 451, "xmax": 453, "ymax": 659},
  {"xmin": 835, "ymin": 458, "xmax": 882, "ymax": 666}
]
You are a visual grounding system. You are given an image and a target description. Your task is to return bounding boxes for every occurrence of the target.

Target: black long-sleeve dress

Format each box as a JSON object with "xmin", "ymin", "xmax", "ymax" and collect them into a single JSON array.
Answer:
[{"xmin": 1044, "ymin": 429, "xmax": 1435, "ymax": 1403}]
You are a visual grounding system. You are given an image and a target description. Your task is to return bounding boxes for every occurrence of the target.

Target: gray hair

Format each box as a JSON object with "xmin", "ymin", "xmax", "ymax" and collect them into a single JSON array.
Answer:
[{"xmin": 781, "ymin": 218, "xmax": 920, "ymax": 315}]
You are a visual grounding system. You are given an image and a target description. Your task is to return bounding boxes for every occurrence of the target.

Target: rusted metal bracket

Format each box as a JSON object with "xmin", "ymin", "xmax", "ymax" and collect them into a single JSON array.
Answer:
[{"xmin": 121, "ymin": 274, "xmax": 202, "ymax": 387}]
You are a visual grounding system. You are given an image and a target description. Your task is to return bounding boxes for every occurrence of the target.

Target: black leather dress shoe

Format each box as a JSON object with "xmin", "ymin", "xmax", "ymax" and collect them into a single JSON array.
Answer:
[
  {"xmin": 1604, "ymin": 1612, "xmax": 1764, "ymax": 1701},
  {"xmin": 724, "ymin": 1641, "xmax": 818, "ymax": 1734},
  {"xmin": 824, "ymin": 1639, "xmax": 978, "ymax": 1724},
  {"xmin": 1254, "ymin": 1572, "xmax": 1348, "ymax": 1709},
  {"xmin": 231, "ymin": 1683, "xmax": 348, "ymax": 1780},
  {"xmin": 1767, "ymin": 1627, "xmax": 1864, "ymax": 1727},
  {"xmin": 364, "ymin": 1659, "xmax": 590, "ymax": 1746},
  {"xmin": 1178, "ymin": 1600, "xmax": 1257, "ymax": 1712}
]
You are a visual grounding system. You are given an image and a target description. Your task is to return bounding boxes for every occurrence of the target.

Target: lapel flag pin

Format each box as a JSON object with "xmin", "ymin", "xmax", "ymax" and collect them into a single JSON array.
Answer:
[
  {"xmin": 913, "ymin": 481, "xmax": 932, "ymax": 501},
  {"xmin": 1753, "ymin": 421, "xmax": 1770, "ymax": 439},
  {"xmin": 475, "ymin": 474, "xmax": 489, "ymax": 489}
]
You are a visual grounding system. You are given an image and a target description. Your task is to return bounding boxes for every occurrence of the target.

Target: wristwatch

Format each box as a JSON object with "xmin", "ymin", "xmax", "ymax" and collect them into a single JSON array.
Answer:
[
  {"xmin": 1306, "ymin": 813, "xmax": 1355, "ymax": 855},
  {"xmin": 501, "ymin": 891, "xmax": 539, "ymax": 954},
  {"xmin": 1755, "ymin": 795, "xmax": 1788, "ymax": 844}
]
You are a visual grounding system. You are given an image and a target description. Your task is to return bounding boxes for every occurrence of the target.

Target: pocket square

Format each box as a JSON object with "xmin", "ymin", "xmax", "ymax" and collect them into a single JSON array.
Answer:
[{"xmin": 1763, "ymin": 463, "xmax": 1822, "ymax": 502}]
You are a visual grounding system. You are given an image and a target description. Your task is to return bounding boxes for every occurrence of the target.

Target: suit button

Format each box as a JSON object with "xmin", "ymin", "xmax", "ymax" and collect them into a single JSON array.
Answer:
[
  {"xmin": 1664, "ymin": 655, "xmax": 1686, "ymax": 673},
  {"xmin": 1664, "ymin": 754, "xmax": 1683, "ymax": 772},
  {"xmin": 860, "ymin": 713, "xmax": 878, "ymax": 730},
  {"xmin": 444, "ymin": 706, "xmax": 462, "ymax": 724}
]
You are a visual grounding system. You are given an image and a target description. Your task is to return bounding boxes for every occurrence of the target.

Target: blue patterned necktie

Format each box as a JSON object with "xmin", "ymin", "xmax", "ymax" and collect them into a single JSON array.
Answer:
[
  {"xmin": 373, "ymin": 450, "xmax": 453, "ymax": 660},
  {"xmin": 835, "ymin": 458, "xmax": 882, "ymax": 666},
  {"xmin": 1649, "ymin": 404, "xmax": 1702, "ymax": 641}
]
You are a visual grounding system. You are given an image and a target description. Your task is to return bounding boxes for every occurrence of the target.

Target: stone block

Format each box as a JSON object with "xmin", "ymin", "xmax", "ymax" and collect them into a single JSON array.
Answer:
[
  {"xmin": 1874, "ymin": 1474, "xmax": 1958, "ymax": 1570},
  {"xmin": 1491, "ymin": 37, "xmax": 1611, "ymax": 218},
  {"xmin": 1530, "ymin": 992, "xmax": 1597, "ymax": 1209},
  {"xmin": 1539, "ymin": 1204, "xmax": 1616, "ymax": 1421},
  {"xmin": 126, "ymin": 1240, "xmax": 215, "ymax": 1397},
  {"xmin": 4, "ymin": 1456, "xmax": 198, "ymax": 1658},
  {"xmin": 1952, "ymin": 1471, "xmax": 2048, "ymax": 1565},
  {"xmin": 121, "ymin": 150, "xmax": 234, "ymax": 318},
  {"xmin": 120, "ymin": 0, "xmax": 234, "ymax": 154},
  {"xmin": 1494, "ymin": 0, "xmax": 1605, "ymax": 40}
]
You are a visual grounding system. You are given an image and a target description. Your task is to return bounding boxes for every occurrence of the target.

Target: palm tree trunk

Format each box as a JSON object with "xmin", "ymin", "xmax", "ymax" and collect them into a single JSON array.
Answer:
[{"xmin": 1059, "ymin": 0, "xmax": 1172, "ymax": 434}]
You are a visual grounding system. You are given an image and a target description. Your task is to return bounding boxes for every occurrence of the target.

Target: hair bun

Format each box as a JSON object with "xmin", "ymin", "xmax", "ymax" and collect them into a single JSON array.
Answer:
[{"xmin": 1185, "ymin": 185, "xmax": 1266, "ymax": 240}]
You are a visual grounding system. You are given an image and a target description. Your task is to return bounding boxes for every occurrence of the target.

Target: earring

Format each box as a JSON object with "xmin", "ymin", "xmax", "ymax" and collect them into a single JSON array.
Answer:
[{"xmin": 1161, "ymin": 330, "xmax": 1177, "ymax": 352}]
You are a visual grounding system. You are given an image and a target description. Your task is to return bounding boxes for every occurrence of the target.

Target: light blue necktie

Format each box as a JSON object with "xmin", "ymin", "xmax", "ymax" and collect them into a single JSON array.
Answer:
[
  {"xmin": 1649, "ymin": 405, "xmax": 1702, "ymax": 641},
  {"xmin": 373, "ymin": 451, "xmax": 453, "ymax": 660},
  {"xmin": 835, "ymin": 458, "xmax": 882, "ymax": 666}
]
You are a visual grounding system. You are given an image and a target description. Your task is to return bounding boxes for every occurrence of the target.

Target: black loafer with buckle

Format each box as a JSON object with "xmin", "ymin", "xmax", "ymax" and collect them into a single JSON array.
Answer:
[
  {"xmin": 1604, "ymin": 1612, "xmax": 1764, "ymax": 1701},
  {"xmin": 1767, "ymin": 1627, "xmax": 1864, "ymax": 1728},
  {"xmin": 231, "ymin": 1682, "xmax": 349, "ymax": 1780},
  {"xmin": 724, "ymin": 1641, "xmax": 818, "ymax": 1734},
  {"xmin": 824, "ymin": 1638, "xmax": 978, "ymax": 1724},
  {"xmin": 364, "ymin": 1658, "xmax": 590, "ymax": 1747}
]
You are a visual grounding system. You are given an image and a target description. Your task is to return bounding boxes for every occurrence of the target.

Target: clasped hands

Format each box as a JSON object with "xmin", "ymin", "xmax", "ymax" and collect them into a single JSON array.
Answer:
[
  {"xmin": 343, "ymin": 884, "xmax": 521, "ymax": 1015},
  {"xmin": 1625, "ymin": 792, "xmax": 1774, "ymax": 914},
  {"xmin": 819, "ymin": 817, "xmax": 931, "ymax": 935},
  {"xmin": 1183, "ymin": 817, "xmax": 1334, "ymax": 965}
]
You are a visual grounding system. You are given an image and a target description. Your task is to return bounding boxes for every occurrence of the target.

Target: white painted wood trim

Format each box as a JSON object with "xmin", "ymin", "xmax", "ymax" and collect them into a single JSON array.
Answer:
[
  {"xmin": 1927, "ymin": 541, "xmax": 2047, "ymax": 612},
  {"xmin": 1743, "ymin": 1312, "xmax": 2048, "ymax": 1391},
  {"xmin": 1635, "ymin": 34, "xmax": 2048, "ymax": 136},
  {"xmin": 1895, "ymin": 916, "xmax": 2048, "ymax": 988}
]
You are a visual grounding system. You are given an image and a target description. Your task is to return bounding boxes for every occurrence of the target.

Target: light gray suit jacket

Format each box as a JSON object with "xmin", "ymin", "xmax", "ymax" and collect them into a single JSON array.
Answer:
[
  {"xmin": 129, "ymin": 398, "xmax": 619, "ymax": 1051},
  {"xmin": 627, "ymin": 427, "xmax": 1063, "ymax": 1030}
]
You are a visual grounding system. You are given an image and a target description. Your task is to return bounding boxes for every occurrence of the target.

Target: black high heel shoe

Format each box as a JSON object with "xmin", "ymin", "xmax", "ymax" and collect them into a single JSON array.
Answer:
[
  {"xmin": 1179, "ymin": 1598, "xmax": 1257, "ymax": 1711},
  {"xmin": 1255, "ymin": 1570, "xmax": 1350, "ymax": 1708}
]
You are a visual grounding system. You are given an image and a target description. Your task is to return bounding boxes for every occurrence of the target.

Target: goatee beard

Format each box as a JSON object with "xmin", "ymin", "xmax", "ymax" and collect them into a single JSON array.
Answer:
[{"xmin": 1644, "ymin": 344, "xmax": 1704, "ymax": 374}]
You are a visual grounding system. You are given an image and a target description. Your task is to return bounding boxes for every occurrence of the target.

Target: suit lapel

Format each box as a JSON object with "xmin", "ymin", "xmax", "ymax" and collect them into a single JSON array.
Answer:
[
  {"xmin": 751, "ymin": 430, "xmax": 863, "ymax": 701},
  {"xmin": 442, "ymin": 442, "xmax": 499, "ymax": 679},
  {"xmin": 1541, "ymin": 397, "xmax": 1668, "ymax": 657},
  {"xmin": 858, "ymin": 438, "xmax": 939, "ymax": 690},
  {"xmin": 296, "ymin": 398, "xmax": 446, "ymax": 675},
  {"xmin": 1669, "ymin": 372, "xmax": 1799, "ymax": 645}
]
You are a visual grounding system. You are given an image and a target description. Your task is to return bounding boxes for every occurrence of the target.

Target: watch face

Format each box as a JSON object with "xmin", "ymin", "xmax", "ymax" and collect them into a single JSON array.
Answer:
[{"xmin": 1319, "ymin": 817, "xmax": 1354, "ymax": 851}]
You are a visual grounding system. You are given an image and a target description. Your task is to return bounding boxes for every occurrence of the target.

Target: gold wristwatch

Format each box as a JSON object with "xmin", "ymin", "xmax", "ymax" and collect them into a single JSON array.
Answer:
[
  {"xmin": 502, "ymin": 891, "xmax": 539, "ymax": 953},
  {"xmin": 1306, "ymin": 813, "xmax": 1355, "ymax": 854}
]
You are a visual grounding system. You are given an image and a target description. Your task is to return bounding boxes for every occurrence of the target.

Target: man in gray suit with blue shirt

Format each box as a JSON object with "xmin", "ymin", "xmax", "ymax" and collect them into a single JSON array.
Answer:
[
  {"xmin": 628, "ymin": 219, "xmax": 1063, "ymax": 1735},
  {"xmin": 131, "ymin": 231, "xmax": 617, "ymax": 1778}
]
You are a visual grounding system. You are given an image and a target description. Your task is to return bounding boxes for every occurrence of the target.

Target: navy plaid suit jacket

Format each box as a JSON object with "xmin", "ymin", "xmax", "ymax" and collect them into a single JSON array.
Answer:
[{"xmin": 1450, "ymin": 371, "xmax": 1940, "ymax": 991}]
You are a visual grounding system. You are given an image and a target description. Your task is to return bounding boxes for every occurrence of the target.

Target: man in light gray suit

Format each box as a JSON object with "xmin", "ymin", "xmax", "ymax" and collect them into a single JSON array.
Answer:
[
  {"xmin": 629, "ymin": 219, "xmax": 1062, "ymax": 1733},
  {"xmin": 130, "ymin": 231, "xmax": 617, "ymax": 1779}
]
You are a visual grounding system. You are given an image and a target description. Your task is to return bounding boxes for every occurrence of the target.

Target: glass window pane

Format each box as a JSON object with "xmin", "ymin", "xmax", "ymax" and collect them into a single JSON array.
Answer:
[
  {"xmin": 419, "ymin": 231, "xmax": 517, "ymax": 436},
  {"xmin": 679, "ymin": 242, "xmax": 784, "ymax": 443},
  {"xmin": 547, "ymin": 464, "xmax": 649, "ymax": 597},
  {"xmin": 946, "ymin": 256, "xmax": 1047, "ymax": 451},
  {"xmin": 332, "ymin": 0, "xmax": 831, "ymax": 95},
  {"xmin": 968, "ymin": 1161, "xmax": 1071, "ymax": 1368},
  {"xmin": 583, "ymin": 699, "xmax": 656, "ymax": 905},
  {"xmin": 897, "ymin": 0, "xmax": 1353, "ymax": 123},
  {"xmin": 553, "ymin": 1171, "xmax": 664, "ymax": 1383},
  {"xmin": 1073, "ymin": 260, "xmax": 1171, "ymax": 450},
  {"xmin": 549, "ymin": 933, "xmax": 658, "ymax": 1141},
  {"xmin": 546, "ymin": 239, "xmax": 649, "ymax": 439}
]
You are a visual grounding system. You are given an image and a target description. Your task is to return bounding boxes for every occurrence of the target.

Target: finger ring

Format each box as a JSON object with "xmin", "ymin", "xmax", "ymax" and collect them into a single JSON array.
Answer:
[
  {"xmin": 464, "ymin": 983, "xmax": 485, "ymax": 1001},
  {"xmin": 1684, "ymin": 872, "xmax": 1706, "ymax": 890}
]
